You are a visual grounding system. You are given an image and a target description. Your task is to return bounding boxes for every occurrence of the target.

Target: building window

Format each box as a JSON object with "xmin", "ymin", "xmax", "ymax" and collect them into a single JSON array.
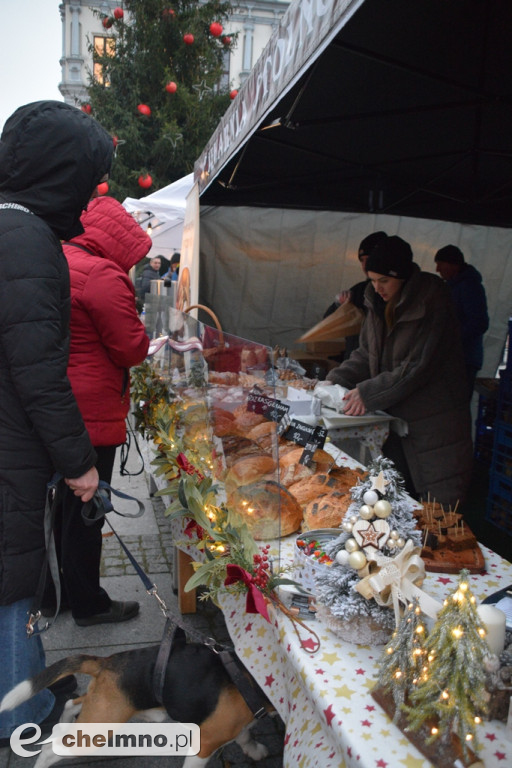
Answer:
[{"xmin": 93, "ymin": 35, "xmax": 115, "ymax": 85}]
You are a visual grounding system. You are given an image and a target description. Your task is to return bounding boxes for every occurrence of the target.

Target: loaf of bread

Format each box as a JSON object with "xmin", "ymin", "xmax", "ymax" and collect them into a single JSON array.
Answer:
[
  {"xmin": 221, "ymin": 435, "xmax": 264, "ymax": 466},
  {"xmin": 212, "ymin": 408, "xmax": 240, "ymax": 437},
  {"xmin": 302, "ymin": 490, "xmax": 352, "ymax": 531},
  {"xmin": 229, "ymin": 480, "xmax": 303, "ymax": 539},
  {"xmin": 224, "ymin": 454, "xmax": 276, "ymax": 490},
  {"xmin": 232, "ymin": 405, "xmax": 267, "ymax": 431},
  {"xmin": 288, "ymin": 472, "xmax": 353, "ymax": 506},
  {"xmin": 246, "ymin": 421, "xmax": 279, "ymax": 452}
]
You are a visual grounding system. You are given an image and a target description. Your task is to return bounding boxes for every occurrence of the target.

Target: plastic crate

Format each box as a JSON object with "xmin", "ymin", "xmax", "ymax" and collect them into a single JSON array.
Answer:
[
  {"xmin": 486, "ymin": 492, "xmax": 512, "ymax": 536},
  {"xmin": 497, "ymin": 370, "xmax": 512, "ymax": 423},
  {"xmin": 474, "ymin": 380, "xmax": 499, "ymax": 465}
]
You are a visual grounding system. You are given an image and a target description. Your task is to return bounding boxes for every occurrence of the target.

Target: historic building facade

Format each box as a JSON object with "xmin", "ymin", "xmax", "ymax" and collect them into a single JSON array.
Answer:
[{"xmin": 58, "ymin": 0, "xmax": 289, "ymax": 107}]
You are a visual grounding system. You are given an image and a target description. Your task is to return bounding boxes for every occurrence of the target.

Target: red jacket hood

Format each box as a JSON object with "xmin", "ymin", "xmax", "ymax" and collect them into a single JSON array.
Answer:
[{"xmin": 69, "ymin": 195, "xmax": 152, "ymax": 272}]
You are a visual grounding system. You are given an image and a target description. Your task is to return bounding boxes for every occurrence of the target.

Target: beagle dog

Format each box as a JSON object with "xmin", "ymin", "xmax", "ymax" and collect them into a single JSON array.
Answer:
[{"xmin": 0, "ymin": 636, "xmax": 274, "ymax": 768}]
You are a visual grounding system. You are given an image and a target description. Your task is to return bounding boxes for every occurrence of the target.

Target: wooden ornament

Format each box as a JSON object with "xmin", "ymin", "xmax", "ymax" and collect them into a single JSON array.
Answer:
[{"xmin": 352, "ymin": 519, "xmax": 390, "ymax": 550}]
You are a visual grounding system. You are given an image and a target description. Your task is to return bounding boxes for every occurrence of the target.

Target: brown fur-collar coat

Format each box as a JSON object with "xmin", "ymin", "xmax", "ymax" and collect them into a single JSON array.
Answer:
[{"xmin": 327, "ymin": 265, "xmax": 473, "ymax": 505}]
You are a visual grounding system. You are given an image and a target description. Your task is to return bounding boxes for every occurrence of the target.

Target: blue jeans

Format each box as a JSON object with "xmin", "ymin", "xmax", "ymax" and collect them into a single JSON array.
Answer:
[{"xmin": 0, "ymin": 598, "xmax": 54, "ymax": 740}]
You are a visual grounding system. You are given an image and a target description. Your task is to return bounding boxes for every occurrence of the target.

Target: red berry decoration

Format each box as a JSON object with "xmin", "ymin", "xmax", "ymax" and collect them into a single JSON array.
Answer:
[
  {"xmin": 183, "ymin": 33, "xmax": 195, "ymax": 45},
  {"xmin": 81, "ymin": 103, "xmax": 92, "ymax": 114},
  {"xmin": 209, "ymin": 22, "xmax": 223, "ymax": 37},
  {"xmin": 113, "ymin": 7, "xmax": 124, "ymax": 20},
  {"xmin": 165, "ymin": 81, "xmax": 177, "ymax": 94},
  {"xmin": 138, "ymin": 174, "xmax": 153, "ymax": 189},
  {"xmin": 222, "ymin": 36, "xmax": 231, "ymax": 46},
  {"xmin": 229, "ymin": 89, "xmax": 238, "ymax": 100},
  {"xmin": 97, "ymin": 182, "xmax": 109, "ymax": 196},
  {"xmin": 102, "ymin": 17, "xmax": 113, "ymax": 29},
  {"xmin": 137, "ymin": 104, "xmax": 151, "ymax": 116},
  {"xmin": 162, "ymin": 8, "xmax": 175, "ymax": 18},
  {"xmin": 112, "ymin": 135, "xmax": 119, "ymax": 148}
]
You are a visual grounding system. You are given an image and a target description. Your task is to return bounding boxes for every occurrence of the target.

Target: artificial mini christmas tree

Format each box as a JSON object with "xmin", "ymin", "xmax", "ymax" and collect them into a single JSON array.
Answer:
[{"xmin": 314, "ymin": 456, "xmax": 423, "ymax": 644}]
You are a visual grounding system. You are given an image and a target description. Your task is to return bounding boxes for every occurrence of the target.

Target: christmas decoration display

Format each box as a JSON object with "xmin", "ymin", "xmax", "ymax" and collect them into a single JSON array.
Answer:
[
  {"xmin": 183, "ymin": 33, "xmax": 195, "ymax": 45},
  {"xmin": 97, "ymin": 181, "xmax": 109, "ymax": 196},
  {"xmin": 230, "ymin": 89, "xmax": 238, "ymax": 99},
  {"xmin": 165, "ymin": 80, "xmax": 178, "ymax": 93},
  {"xmin": 113, "ymin": 7, "xmax": 124, "ymax": 20},
  {"xmin": 138, "ymin": 173, "xmax": 153, "ymax": 189},
  {"xmin": 137, "ymin": 103, "xmax": 152, "ymax": 116},
  {"xmin": 209, "ymin": 21, "xmax": 223, "ymax": 37},
  {"xmin": 314, "ymin": 456, "xmax": 425, "ymax": 644},
  {"xmin": 102, "ymin": 16, "xmax": 114, "ymax": 29},
  {"xmin": 222, "ymin": 35, "xmax": 232, "ymax": 45},
  {"xmin": 372, "ymin": 571, "xmax": 490, "ymax": 768},
  {"xmin": 80, "ymin": 104, "xmax": 92, "ymax": 114}
]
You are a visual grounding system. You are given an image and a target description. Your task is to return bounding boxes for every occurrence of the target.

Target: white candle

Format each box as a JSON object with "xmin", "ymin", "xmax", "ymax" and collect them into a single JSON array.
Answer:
[{"xmin": 477, "ymin": 604, "xmax": 506, "ymax": 656}]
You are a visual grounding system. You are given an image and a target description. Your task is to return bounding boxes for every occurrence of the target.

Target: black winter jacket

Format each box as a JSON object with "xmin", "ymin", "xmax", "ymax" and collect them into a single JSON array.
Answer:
[{"xmin": 0, "ymin": 101, "xmax": 113, "ymax": 604}]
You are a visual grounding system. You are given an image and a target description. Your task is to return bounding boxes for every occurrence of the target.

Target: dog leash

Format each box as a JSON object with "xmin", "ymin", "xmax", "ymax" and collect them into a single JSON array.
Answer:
[
  {"xmin": 152, "ymin": 616, "xmax": 269, "ymax": 720},
  {"xmin": 27, "ymin": 475, "xmax": 148, "ymax": 637}
]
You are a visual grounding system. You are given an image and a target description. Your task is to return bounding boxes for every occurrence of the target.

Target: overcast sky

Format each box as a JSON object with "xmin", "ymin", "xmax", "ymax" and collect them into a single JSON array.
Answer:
[{"xmin": 0, "ymin": 0, "xmax": 62, "ymax": 132}]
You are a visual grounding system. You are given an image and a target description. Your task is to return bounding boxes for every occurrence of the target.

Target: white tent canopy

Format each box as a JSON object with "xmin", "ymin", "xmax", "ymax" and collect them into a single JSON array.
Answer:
[{"xmin": 123, "ymin": 173, "xmax": 194, "ymax": 260}]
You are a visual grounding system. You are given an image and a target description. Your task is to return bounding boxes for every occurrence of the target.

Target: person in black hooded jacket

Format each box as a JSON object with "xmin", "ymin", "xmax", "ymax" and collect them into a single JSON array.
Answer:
[{"xmin": 0, "ymin": 101, "xmax": 113, "ymax": 743}]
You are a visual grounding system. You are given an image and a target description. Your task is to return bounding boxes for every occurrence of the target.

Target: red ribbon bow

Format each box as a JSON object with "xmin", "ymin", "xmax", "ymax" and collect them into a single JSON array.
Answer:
[
  {"xmin": 224, "ymin": 564, "xmax": 270, "ymax": 622},
  {"xmin": 176, "ymin": 452, "xmax": 204, "ymax": 480}
]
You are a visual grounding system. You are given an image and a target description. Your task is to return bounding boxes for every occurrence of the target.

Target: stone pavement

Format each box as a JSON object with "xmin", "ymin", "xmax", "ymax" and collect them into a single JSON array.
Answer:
[{"xmin": 0, "ymin": 439, "xmax": 285, "ymax": 768}]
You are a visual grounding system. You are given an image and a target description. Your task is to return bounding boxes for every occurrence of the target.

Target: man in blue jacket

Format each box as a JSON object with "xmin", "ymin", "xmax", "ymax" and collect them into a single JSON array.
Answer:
[{"xmin": 435, "ymin": 244, "xmax": 489, "ymax": 396}]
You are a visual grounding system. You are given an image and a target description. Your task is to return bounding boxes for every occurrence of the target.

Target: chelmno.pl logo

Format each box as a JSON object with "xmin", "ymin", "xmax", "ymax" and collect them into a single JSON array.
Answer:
[{"xmin": 10, "ymin": 722, "xmax": 200, "ymax": 758}]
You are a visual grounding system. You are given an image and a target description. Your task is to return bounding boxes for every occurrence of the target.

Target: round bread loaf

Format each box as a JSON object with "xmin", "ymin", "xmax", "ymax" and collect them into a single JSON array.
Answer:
[
  {"xmin": 229, "ymin": 480, "xmax": 303, "ymax": 539},
  {"xmin": 302, "ymin": 490, "xmax": 352, "ymax": 530},
  {"xmin": 224, "ymin": 454, "xmax": 276, "ymax": 490}
]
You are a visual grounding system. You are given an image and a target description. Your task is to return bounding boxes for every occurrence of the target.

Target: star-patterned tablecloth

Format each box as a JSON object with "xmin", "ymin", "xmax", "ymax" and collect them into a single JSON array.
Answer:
[{"xmin": 218, "ymin": 546, "xmax": 512, "ymax": 768}]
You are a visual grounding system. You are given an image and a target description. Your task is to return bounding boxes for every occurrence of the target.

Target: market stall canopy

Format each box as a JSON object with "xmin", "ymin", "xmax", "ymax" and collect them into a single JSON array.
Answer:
[
  {"xmin": 195, "ymin": 0, "xmax": 512, "ymax": 229},
  {"xmin": 123, "ymin": 173, "xmax": 194, "ymax": 255}
]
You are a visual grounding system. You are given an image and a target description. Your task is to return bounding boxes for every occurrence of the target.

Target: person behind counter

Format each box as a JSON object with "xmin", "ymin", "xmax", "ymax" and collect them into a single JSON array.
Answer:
[
  {"xmin": 326, "ymin": 235, "xmax": 473, "ymax": 506},
  {"xmin": 324, "ymin": 231, "xmax": 388, "ymax": 358},
  {"xmin": 434, "ymin": 244, "xmax": 489, "ymax": 397}
]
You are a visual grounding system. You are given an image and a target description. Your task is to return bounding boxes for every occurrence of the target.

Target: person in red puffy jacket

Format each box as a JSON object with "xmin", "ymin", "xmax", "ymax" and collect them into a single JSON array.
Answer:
[{"xmin": 44, "ymin": 195, "xmax": 151, "ymax": 626}]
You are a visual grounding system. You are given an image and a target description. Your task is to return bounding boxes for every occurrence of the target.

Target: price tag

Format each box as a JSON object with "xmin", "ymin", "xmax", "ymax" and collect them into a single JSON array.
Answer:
[
  {"xmin": 299, "ymin": 441, "xmax": 317, "ymax": 466},
  {"xmin": 247, "ymin": 386, "xmax": 290, "ymax": 423},
  {"xmin": 282, "ymin": 420, "xmax": 327, "ymax": 449},
  {"xmin": 277, "ymin": 412, "xmax": 292, "ymax": 436}
]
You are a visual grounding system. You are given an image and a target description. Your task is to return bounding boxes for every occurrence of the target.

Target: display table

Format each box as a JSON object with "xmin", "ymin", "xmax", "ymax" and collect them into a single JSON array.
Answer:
[
  {"xmin": 218, "ymin": 545, "xmax": 511, "ymax": 768},
  {"xmin": 320, "ymin": 410, "xmax": 408, "ymax": 463}
]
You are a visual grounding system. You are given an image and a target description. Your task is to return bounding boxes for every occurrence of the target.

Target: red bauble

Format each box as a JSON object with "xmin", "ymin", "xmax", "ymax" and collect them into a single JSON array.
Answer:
[
  {"xmin": 165, "ymin": 81, "xmax": 177, "ymax": 94},
  {"xmin": 97, "ymin": 182, "xmax": 109, "ymax": 196},
  {"xmin": 162, "ymin": 8, "xmax": 175, "ymax": 18},
  {"xmin": 102, "ymin": 17, "xmax": 113, "ymax": 29},
  {"xmin": 229, "ymin": 89, "xmax": 238, "ymax": 100},
  {"xmin": 222, "ymin": 36, "xmax": 232, "ymax": 46},
  {"xmin": 81, "ymin": 103, "xmax": 92, "ymax": 114},
  {"xmin": 209, "ymin": 22, "xmax": 223, "ymax": 37},
  {"xmin": 183, "ymin": 33, "xmax": 195, "ymax": 45},
  {"xmin": 138, "ymin": 174, "xmax": 153, "ymax": 189},
  {"xmin": 137, "ymin": 104, "xmax": 151, "ymax": 116},
  {"xmin": 113, "ymin": 7, "xmax": 124, "ymax": 20},
  {"xmin": 112, "ymin": 135, "xmax": 119, "ymax": 147}
]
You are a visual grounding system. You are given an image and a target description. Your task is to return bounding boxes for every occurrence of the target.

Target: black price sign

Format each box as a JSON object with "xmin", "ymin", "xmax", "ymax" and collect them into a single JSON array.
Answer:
[
  {"xmin": 282, "ymin": 420, "xmax": 328, "ymax": 451},
  {"xmin": 247, "ymin": 387, "xmax": 290, "ymax": 423}
]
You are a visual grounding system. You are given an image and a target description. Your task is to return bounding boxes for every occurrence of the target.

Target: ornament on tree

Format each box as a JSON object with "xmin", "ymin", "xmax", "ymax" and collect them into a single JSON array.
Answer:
[
  {"xmin": 137, "ymin": 104, "xmax": 151, "ymax": 116},
  {"xmin": 97, "ymin": 182, "xmax": 109, "ymax": 196},
  {"xmin": 165, "ymin": 81, "xmax": 177, "ymax": 94},
  {"xmin": 138, "ymin": 173, "xmax": 153, "ymax": 189},
  {"xmin": 229, "ymin": 89, "xmax": 238, "ymax": 100},
  {"xmin": 183, "ymin": 33, "xmax": 195, "ymax": 45},
  {"xmin": 102, "ymin": 17, "xmax": 113, "ymax": 29},
  {"xmin": 81, "ymin": 104, "xmax": 92, "ymax": 114},
  {"xmin": 193, "ymin": 80, "xmax": 212, "ymax": 100},
  {"xmin": 162, "ymin": 8, "xmax": 175, "ymax": 18},
  {"xmin": 222, "ymin": 36, "xmax": 232, "ymax": 46},
  {"xmin": 209, "ymin": 22, "xmax": 223, "ymax": 37},
  {"xmin": 113, "ymin": 7, "xmax": 124, "ymax": 20}
]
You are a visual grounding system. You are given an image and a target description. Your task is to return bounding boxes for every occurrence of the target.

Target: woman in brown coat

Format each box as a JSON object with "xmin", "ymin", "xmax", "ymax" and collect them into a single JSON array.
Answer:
[{"xmin": 326, "ymin": 236, "xmax": 473, "ymax": 506}]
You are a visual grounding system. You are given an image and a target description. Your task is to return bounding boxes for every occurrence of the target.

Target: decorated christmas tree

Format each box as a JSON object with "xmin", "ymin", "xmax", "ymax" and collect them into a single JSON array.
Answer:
[
  {"xmin": 376, "ymin": 597, "xmax": 427, "ymax": 720},
  {"xmin": 404, "ymin": 570, "xmax": 489, "ymax": 759},
  {"xmin": 85, "ymin": 0, "xmax": 235, "ymax": 200},
  {"xmin": 315, "ymin": 456, "xmax": 423, "ymax": 644}
]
